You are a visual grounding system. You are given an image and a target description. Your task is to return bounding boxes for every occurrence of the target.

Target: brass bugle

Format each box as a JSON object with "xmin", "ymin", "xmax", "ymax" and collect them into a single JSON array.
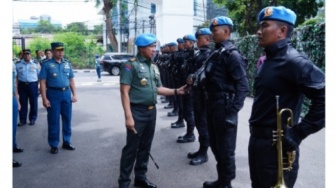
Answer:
[{"xmin": 272, "ymin": 95, "xmax": 296, "ymax": 188}]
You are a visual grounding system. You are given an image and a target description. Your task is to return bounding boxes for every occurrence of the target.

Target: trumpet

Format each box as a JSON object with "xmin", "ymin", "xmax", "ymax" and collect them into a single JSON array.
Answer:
[{"xmin": 272, "ymin": 95, "xmax": 296, "ymax": 188}]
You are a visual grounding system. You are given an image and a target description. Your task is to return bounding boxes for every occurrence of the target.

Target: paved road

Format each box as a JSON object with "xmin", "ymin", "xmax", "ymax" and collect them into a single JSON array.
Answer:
[{"xmin": 13, "ymin": 71, "xmax": 325, "ymax": 188}]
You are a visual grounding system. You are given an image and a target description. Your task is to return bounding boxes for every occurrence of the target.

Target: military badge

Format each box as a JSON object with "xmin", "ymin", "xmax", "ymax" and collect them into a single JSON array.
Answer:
[
  {"xmin": 212, "ymin": 18, "xmax": 218, "ymax": 26},
  {"xmin": 141, "ymin": 78, "xmax": 147, "ymax": 86},
  {"xmin": 124, "ymin": 64, "xmax": 132, "ymax": 71},
  {"xmin": 264, "ymin": 7, "xmax": 273, "ymax": 17}
]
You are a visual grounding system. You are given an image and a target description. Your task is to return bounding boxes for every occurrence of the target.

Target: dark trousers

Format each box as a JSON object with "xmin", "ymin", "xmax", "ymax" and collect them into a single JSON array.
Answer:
[
  {"xmin": 13, "ymin": 96, "xmax": 19, "ymax": 148},
  {"xmin": 96, "ymin": 67, "xmax": 101, "ymax": 79},
  {"xmin": 248, "ymin": 135, "xmax": 299, "ymax": 188},
  {"xmin": 18, "ymin": 81, "xmax": 38, "ymax": 123},
  {"xmin": 192, "ymin": 89, "xmax": 209, "ymax": 147},
  {"xmin": 118, "ymin": 105, "xmax": 157, "ymax": 187},
  {"xmin": 206, "ymin": 99, "xmax": 237, "ymax": 184},
  {"xmin": 46, "ymin": 88, "xmax": 72, "ymax": 147},
  {"xmin": 182, "ymin": 94, "xmax": 195, "ymax": 134}
]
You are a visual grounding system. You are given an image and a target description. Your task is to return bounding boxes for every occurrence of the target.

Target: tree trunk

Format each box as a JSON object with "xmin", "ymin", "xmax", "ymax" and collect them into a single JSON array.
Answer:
[{"xmin": 104, "ymin": 9, "xmax": 118, "ymax": 52}]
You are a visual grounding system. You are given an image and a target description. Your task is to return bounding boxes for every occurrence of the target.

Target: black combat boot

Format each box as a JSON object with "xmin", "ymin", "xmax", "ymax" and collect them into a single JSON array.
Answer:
[
  {"xmin": 176, "ymin": 133, "xmax": 195, "ymax": 143},
  {"xmin": 164, "ymin": 102, "xmax": 174, "ymax": 109},
  {"xmin": 190, "ymin": 146, "xmax": 208, "ymax": 165},
  {"xmin": 167, "ymin": 108, "xmax": 178, "ymax": 116},
  {"xmin": 203, "ymin": 180, "xmax": 220, "ymax": 188},
  {"xmin": 171, "ymin": 119, "xmax": 185, "ymax": 128}
]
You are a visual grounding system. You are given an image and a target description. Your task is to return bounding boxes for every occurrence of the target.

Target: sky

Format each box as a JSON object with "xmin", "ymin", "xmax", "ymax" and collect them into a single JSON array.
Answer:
[{"xmin": 12, "ymin": 0, "xmax": 104, "ymax": 27}]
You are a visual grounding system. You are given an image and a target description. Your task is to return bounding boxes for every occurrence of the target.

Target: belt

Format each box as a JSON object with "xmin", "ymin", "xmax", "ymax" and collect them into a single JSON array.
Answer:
[
  {"xmin": 47, "ymin": 86, "xmax": 69, "ymax": 91},
  {"xmin": 131, "ymin": 103, "xmax": 155, "ymax": 110},
  {"xmin": 206, "ymin": 92, "xmax": 234, "ymax": 100},
  {"xmin": 250, "ymin": 126, "xmax": 275, "ymax": 139},
  {"xmin": 19, "ymin": 81, "xmax": 38, "ymax": 85}
]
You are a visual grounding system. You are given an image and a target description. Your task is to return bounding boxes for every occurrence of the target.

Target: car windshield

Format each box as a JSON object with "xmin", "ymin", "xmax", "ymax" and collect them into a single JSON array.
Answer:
[{"xmin": 112, "ymin": 55, "xmax": 133, "ymax": 60}]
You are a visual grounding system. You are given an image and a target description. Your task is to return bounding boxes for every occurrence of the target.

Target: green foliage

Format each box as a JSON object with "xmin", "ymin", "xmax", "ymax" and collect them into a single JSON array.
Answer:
[
  {"xmin": 212, "ymin": 0, "xmax": 324, "ymax": 36},
  {"xmin": 93, "ymin": 24, "xmax": 103, "ymax": 35},
  {"xmin": 12, "ymin": 44, "xmax": 22, "ymax": 57},
  {"xmin": 53, "ymin": 32, "xmax": 87, "ymax": 68},
  {"xmin": 35, "ymin": 20, "xmax": 57, "ymax": 33},
  {"xmin": 20, "ymin": 28, "xmax": 35, "ymax": 34},
  {"xmin": 234, "ymin": 35, "xmax": 264, "ymax": 96},
  {"xmin": 27, "ymin": 37, "xmax": 51, "ymax": 57},
  {"xmin": 52, "ymin": 32, "xmax": 104, "ymax": 69},
  {"xmin": 65, "ymin": 22, "xmax": 89, "ymax": 35}
]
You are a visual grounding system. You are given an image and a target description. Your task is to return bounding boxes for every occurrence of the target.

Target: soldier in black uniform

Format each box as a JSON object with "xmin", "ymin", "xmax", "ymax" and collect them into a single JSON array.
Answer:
[
  {"xmin": 158, "ymin": 45, "xmax": 170, "ymax": 104},
  {"xmin": 176, "ymin": 34, "xmax": 197, "ymax": 143},
  {"xmin": 186, "ymin": 28, "xmax": 212, "ymax": 165},
  {"xmin": 248, "ymin": 6, "xmax": 325, "ymax": 188},
  {"xmin": 203, "ymin": 16, "xmax": 249, "ymax": 188},
  {"xmin": 164, "ymin": 42, "xmax": 179, "ymax": 113},
  {"xmin": 163, "ymin": 42, "xmax": 177, "ymax": 110},
  {"xmin": 170, "ymin": 38, "xmax": 186, "ymax": 127}
]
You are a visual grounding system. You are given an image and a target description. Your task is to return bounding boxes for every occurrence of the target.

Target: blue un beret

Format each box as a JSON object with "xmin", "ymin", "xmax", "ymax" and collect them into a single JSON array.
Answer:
[
  {"xmin": 168, "ymin": 42, "xmax": 178, "ymax": 47},
  {"xmin": 209, "ymin": 16, "xmax": 234, "ymax": 31},
  {"xmin": 183, "ymin": 34, "xmax": 196, "ymax": 42},
  {"xmin": 177, "ymin": 38, "xmax": 184, "ymax": 43},
  {"xmin": 135, "ymin": 33, "xmax": 157, "ymax": 47},
  {"xmin": 258, "ymin": 6, "xmax": 297, "ymax": 25},
  {"xmin": 195, "ymin": 28, "xmax": 212, "ymax": 38},
  {"xmin": 51, "ymin": 42, "xmax": 64, "ymax": 50}
]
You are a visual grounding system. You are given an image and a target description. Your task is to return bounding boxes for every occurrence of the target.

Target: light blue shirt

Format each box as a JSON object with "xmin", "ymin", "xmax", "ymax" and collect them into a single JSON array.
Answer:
[
  {"xmin": 12, "ymin": 62, "xmax": 17, "ymax": 93},
  {"xmin": 95, "ymin": 59, "xmax": 101, "ymax": 69},
  {"xmin": 16, "ymin": 60, "xmax": 40, "ymax": 82}
]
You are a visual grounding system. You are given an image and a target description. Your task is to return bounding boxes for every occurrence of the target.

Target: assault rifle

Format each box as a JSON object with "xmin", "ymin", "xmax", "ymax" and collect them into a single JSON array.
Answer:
[{"xmin": 192, "ymin": 47, "xmax": 226, "ymax": 87}]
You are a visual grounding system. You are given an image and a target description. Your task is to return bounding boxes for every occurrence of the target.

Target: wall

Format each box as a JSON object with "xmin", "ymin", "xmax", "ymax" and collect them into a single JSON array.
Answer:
[{"xmin": 150, "ymin": 0, "xmax": 194, "ymax": 45}]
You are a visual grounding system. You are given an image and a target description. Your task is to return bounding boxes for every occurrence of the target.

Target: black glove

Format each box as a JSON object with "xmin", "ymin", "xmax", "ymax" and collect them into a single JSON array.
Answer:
[
  {"xmin": 282, "ymin": 126, "xmax": 301, "ymax": 152},
  {"xmin": 225, "ymin": 111, "xmax": 238, "ymax": 128}
]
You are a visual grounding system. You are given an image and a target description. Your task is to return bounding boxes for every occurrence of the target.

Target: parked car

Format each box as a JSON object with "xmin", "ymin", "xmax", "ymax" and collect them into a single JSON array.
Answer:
[{"xmin": 101, "ymin": 53, "xmax": 134, "ymax": 76}]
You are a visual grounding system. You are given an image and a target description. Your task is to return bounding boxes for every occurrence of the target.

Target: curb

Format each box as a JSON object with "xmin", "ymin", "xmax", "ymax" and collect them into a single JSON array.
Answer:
[{"xmin": 73, "ymin": 69, "xmax": 96, "ymax": 73}]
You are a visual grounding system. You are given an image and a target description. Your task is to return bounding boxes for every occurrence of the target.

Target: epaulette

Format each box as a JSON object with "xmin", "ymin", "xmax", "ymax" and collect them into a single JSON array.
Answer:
[
  {"xmin": 129, "ymin": 58, "xmax": 136, "ymax": 62},
  {"xmin": 63, "ymin": 59, "xmax": 72, "ymax": 64}
]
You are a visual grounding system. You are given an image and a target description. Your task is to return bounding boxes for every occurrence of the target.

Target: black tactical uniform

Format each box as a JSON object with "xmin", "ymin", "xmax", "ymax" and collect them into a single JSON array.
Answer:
[
  {"xmin": 248, "ymin": 6, "xmax": 325, "ymax": 188},
  {"xmin": 176, "ymin": 47, "xmax": 197, "ymax": 143},
  {"xmin": 187, "ymin": 44, "xmax": 212, "ymax": 165},
  {"xmin": 167, "ymin": 49, "xmax": 180, "ymax": 116},
  {"xmin": 204, "ymin": 39, "xmax": 249, "ymax": 187},
  {"xmin": 170, "ymin": 49, "xmax": 186, "ymax": 127},
  {"xmin": 248, "ymin": 39, "xmax": 325, "ymax": 188}
]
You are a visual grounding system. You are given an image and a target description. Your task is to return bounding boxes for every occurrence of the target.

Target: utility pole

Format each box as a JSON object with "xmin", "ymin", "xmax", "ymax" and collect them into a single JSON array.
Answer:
[
  {"xmin": 134, "ymin": 0, "xmax": 138, "ymax": 54},
  {"xmin": 118, "ymin": 0, "xmax": 122, "ymax": 53},
  {"xmin": 203, "ymin": 0, "xmax": 206, "ymax": 21}
]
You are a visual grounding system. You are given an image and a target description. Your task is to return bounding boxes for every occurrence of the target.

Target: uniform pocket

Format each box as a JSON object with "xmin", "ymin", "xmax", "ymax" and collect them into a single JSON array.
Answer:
[{"xmin": 137, "ymin": 71, "xmax": 149, "ymax": 79}]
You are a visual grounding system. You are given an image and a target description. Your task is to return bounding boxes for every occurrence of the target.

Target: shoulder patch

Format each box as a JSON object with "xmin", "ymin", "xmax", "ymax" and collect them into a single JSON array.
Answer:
[{"xmin": 63, "ymin": 59, "xmax": 72, "ymax": 64}]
